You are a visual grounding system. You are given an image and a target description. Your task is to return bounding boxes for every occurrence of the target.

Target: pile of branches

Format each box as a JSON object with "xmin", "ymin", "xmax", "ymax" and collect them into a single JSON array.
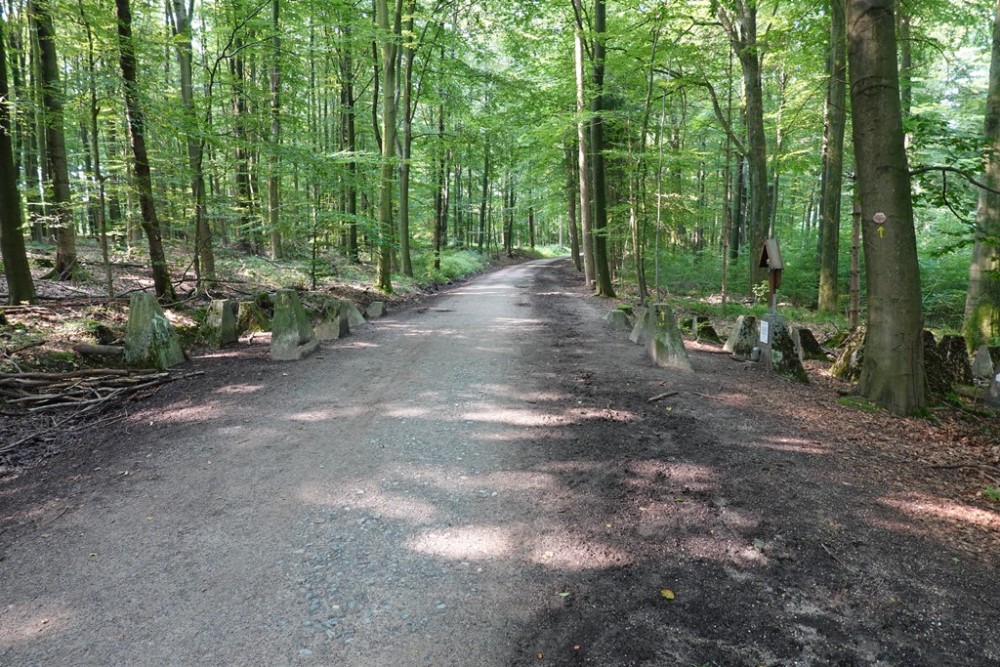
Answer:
[{"xmin": 0, "ymin": 368, "xmax": 201, "ymax": 415}]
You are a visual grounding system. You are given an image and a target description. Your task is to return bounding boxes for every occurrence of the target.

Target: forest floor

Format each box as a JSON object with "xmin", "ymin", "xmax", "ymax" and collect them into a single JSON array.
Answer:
[{"xmin": 1, "ymin": 257, "xmax": 999, "ymax": 666}]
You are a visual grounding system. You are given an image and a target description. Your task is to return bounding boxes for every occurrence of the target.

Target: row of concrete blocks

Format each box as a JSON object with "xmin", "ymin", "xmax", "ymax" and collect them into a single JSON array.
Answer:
[{"xmin": 122, "ymin": 291, "xmax": 386, "ymax": 369}]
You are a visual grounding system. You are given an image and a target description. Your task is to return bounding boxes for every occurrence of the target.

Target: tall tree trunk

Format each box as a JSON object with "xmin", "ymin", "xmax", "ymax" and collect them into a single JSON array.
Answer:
[
  {"xmin": 30, "ymin": 0, "xmax": 76, "ymax": 279},
  {"xmin": 478, "ymin": 138, "xmax": 489, "ymax": 252},
  {"xmin": 375, "ymin": 0, "xmax": 401, "ymax": 292},
  {"xmin": 268, "ymin": 0, "xmax": 282, "ymax": 260},
  {"xmin": 588, "ymin": 0, "xmax": 616, "ymax": 297},
  {"xmin": 116, "ymin": 0, "xmax": 177, "ymax": 303},
  {"xmin": 397, "ymin": 0, "xmax": 415, "ymax": 276},
  {"xmin": 847, "ymin": 0, "xmax": 925, "ymax": 414},
  {"xmin": 963, "ymin": 0, "xmax": 1000, "ymax": 348},
  {"xmin": 896, "ymin": 6, "xmax": 912, "ymax": 120},
  {"xmin": 340, "ymin": 20, "xmax": 360, "ymax": 263},
  {"xmin": 818, "ymin": 0, "xmax": 847, "ymax": 314},
  {"xmin": 573, "ymin": 1, "xmax": 595, "ymax": 286},
  {"xmin": 168, "ymin": 0, "xmax": 214, "ymax": 283},
  {"xmin": 565, "ymin": 142, "xmax": 582, "ymax": 271},
  {"xmin": 717, "ymin": 2, "xmax": 769, "ymax": 288},
  {"xmin": 0, "ymin": 14, "xmax": 36, "ymax": 304}
]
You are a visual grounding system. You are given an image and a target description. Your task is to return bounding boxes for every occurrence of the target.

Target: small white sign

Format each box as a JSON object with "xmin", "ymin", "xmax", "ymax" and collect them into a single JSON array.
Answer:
[
  {"xmin": 873, "ymin": 212, "xmax": 887, "ymax": 224},
  {"xmin": 759, "ymin": 320, "xmax": 770, "ymax": 344}
]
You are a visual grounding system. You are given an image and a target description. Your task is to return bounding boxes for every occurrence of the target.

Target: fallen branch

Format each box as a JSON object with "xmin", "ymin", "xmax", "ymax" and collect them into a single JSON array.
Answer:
[
  {"xmin": 647, "ymin": 391, "xmax": 679, "ymax": 403},
  {"xmin": 73, "ymin": 343, "xmax": 125, "ymax": 358}
]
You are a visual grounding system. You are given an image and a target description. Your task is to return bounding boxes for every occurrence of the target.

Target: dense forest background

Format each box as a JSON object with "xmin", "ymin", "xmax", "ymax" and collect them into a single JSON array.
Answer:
[{"xmin": 1, "ymin": 0, "xmax": 999, "ymax": 414}]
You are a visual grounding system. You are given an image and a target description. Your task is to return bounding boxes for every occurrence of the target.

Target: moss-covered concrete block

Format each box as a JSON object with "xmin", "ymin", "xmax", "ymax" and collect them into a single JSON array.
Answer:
[
  {"xmin": 315, "ymin": 299, "xmax": 350, "ymax": 341},
  {"xmin": 723, "ymin": 315, "xmax": 758, "ymax": 360},
  {"xmin": 124, "ymin": 293, "xmax": 186, "ymax": 369},
  {"xmin": 206, "ymin": 299, "xmax": 238, "ymax": 348},
  {"xmin": 270, "ymin": 289, "xmax": 318, "ymax": 362},
  {"xmin": 237, "ymin": 301, "xmax": 270, "ymax": 336},
  {"xmin": 647, "ymin": 304, "xmax": 692, "ymax": 372},
  {"xmin": 604, "ymin": 308, "xmax": 632, "ymax": 332}
]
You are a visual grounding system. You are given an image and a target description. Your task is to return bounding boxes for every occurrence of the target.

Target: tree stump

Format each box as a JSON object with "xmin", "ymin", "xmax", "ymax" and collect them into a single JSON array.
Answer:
[
  {"xmin": 604, "ymin": 308, "xmax": 632, "ymax": 332},
  {"xmin": 270, "ymin": 290, "xmax": 318, "ymax": 362},
  {"xmin": 763, "ymin": 315, "xmax": 808, "ymax": 383},
  {"xmin": 792, "ymin": 326, "xmax": 828, "ymax": 361},
  {"xmin": 922, "ymin": 331, "xmax": 952, "ymax": 397},
  {"xmin": 939, "ymin": 335, "xmax": 973, "ymax": 386},
  {"xmin": 646, "ymin": 304, "xmax": 692, "ymax": 372},
  {"xmin": 124, "ymin": 293, "xmax": 186, "ymax": 369},
  {"xmin": 315, "ymin": 300, "xmax": 350, "ymax": 341},
  {"xmin": 830, "ymin": 327, "xmax": 865, "ymax": 381},
  {"xmin": 205, "ymin": 299, "xmax": 237, "ymax": 348},
  {"xmin": 723, "ymin": 315, "xmax": 757, "ymax": 360}
]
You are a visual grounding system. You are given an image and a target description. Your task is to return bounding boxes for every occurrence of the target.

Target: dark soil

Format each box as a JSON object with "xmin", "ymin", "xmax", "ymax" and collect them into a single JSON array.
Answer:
[{"xmin": 1, "ymin": 258, "xmax": 998, "ymax": 666}]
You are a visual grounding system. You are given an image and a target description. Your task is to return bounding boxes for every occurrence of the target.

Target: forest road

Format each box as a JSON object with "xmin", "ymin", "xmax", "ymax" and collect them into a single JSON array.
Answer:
[{"xmin": 2, "ymin": 258, "xmax": 999, "ymax": 666}]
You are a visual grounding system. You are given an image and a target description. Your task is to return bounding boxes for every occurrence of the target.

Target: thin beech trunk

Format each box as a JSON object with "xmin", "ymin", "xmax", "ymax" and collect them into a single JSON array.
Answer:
[
  {"xmin": 588, "ymin": 0, "xmax": 615, "ymax": 297},
  {"xmin": 565, "ymin": 142, "xmax": 581, "ymax": 271},
  {"xmin": 818, "ymin": 0, "xmax": 847, "ymax": 314},
  {"xmin": 0, "ymin": 14, "xmax": 36, "ymax": 304},
  {"xmin": 268, "ymin": 0, "xmax": 282, "ymax": 260},
  {"xmin": 573, "ymin": 1, "xmax": 595, "ymax": 286},
  {"xmin": 116, "ymin": 0, "xmax": 176, "ymax": 303},
  {"xmin": 30, "ymin": 0, "xmax": 75, "ymax": 279},
  {"xmin": 963, "ymin": 0, "xmax": 1000, "ymax": 347}
]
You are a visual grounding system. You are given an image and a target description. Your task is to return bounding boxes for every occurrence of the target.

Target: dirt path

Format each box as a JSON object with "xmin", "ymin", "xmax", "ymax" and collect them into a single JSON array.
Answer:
[{"xmin": 2, "ymin": 258, "xmax": 998, "ymax": 666}]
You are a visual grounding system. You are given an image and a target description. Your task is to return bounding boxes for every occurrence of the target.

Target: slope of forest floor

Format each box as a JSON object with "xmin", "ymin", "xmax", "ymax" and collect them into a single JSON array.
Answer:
[{"xmin": 0, "ymin": 256, "xmax": 998, "ymax": 665}]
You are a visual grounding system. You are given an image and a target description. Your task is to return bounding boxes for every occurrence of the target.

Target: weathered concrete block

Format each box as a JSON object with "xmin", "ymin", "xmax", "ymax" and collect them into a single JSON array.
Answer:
[
  {"xmin": 723, "ymin": 315, "xmax": 758, "ymax": 360},
  {"xmin": 988, "ymin": 370, "xmax": 1000, "ymax": 408},
  {"xmin": 792, "ymin": 326, "xmax": 828, "ymax": 362},
  {"xmin": 604, "ymin": 308, "xmax": 632, "ymax": 332},
  {"xmin": 629, "ymin": 307, "xmax": 649, "ymax": 344},
  {"xmin": 315, "ymin": 299, "xmax": 350, "ymax": 341},
  {"xmin": 124, "ymin": 293, "xmax": 186, "ymax": 369},
  {"xmin": 270, "ymin": 289, "xmax": 318, "ymax": 362},
  {"xmin": 693, "ymin": 317, "xmax": 723, "ymax": 344},
  {"xmin": 206, "ymin": 299, "xmax": 238, "ymax": 348},
  {"xmin": 831, "ymin": 327, "xmax": 866, "ymax": 381},
  {"xmin": 366, "ymin": 301, "xmax": 387, "ymax": 318},
  {"xmin": 939, "ymin": 335, "xmax": 973, "ymax": 386},
  {"xmin": 647, "ymin": 304, "xmax": 692, "ymax": 372},
  {"xmin": 343, "ymin": 302, "xmax": 366, "ymax": 328},
  {"xmin": 237, "ymin": 300, "xmax": 270, "ymax": 336},
  {"xmin": 972, "ymin": 345, "xmax": 996, "ymax": 380},
  {"xmin": 763, "ymin": 314, "xmax": 808, "ymax": 383}
]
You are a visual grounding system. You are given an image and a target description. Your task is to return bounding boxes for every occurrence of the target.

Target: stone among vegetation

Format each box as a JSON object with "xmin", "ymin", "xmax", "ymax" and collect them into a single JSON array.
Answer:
[
  {"xmin": 366, "ymin": 301, "xmax": 387, "ymax": 318},
  {"xmin": 314, "ymin": 300, "xmax": 350, "ymax": 341},
  {"xmin": 764, "ymin": 315, "xmax": 808, "ymax": 384},
  {"xmin": 972, "ymin": 346, "xmax": 997, "ymax": 380},
  {"xmin": 646, "ymin": 304, "xmax": 692, "ymax": 372},
  {"xmin": 237, "ymin": 301, "xmax": 270, "ymax": 336},
  {"xmin": 792, "ymin": 326, "xmax": 828, "ymax": 361},
  {"xmin": 270, "ymin": 290, "xmax": 318, "ymax": 362},
  {"xmin": 830, "ymin": 327, "xmax": 866, "ymax": 382},
  {"xmin": 124, "ymin": 293, "xmax": 186, "ymax": 369},
  {"xmin": 205, "ymin": 299, "xmax": 237, "ymax": 348},
  {"xmin": 628, "ymin": 307, "xmax": 649, "ymax": 344},
  {"xmin": 344, "ymin": 302, "xmax": 367, "ymax": 328},
  {"xmin": 922, "ymin": 331, "xmax": 952, "ymax": 397},
  {"xmin": 604, "ymin": 308, "xmax": 632, "ymax": 331},
  {"xmin": 988, "ymin": 371, "xmax": 1000, "ymax": 408},
  {"xmin": 938, "ymin": 335, "xmax": 974, "ymax": 386},
  {"xmin": 694, "ymin": 318, "xmax": 723, "ymax": 345},
  {"xmin": 723, "ymin": 315, "xmax": 758, "ymax": 360}
]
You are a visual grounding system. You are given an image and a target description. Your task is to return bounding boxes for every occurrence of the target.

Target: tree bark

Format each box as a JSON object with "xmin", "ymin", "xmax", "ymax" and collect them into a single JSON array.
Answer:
[
  {"xmin": 588, "ymin": 0, "xmax": 616, "ymax": 297},
  {"xmin": 168, "ymin": 0, "xmax": 215, "ymax": 282},
  {"xmin": 818, "ymin": 0, "xmax": 847, "ymax": 314},
  {"xmin": 397, "ymin": 0, "xmax": 416, "ymax": 277},
  {"xmin": 847, "ymin": 0, "xmax": 925, "ymax": 414},
  {"xmin": 30, "ymin": 0, "xmax": 76, "ymax": 280},
  {"xmin": 478, "ymin": 138, "xmax": 490, "ymax": 252},
  {"xmin": 573, "ymin": 1, "xmax": 595, "ymax": 286},
  {"xmin": 268, "ymin": 0, "xmax": 283, "ymax": 260},
  {"xmin": 963, "ymin": 0, "xmax": 1000, "ymax": 348},
  {"xmin": 717, "ymin": 2, "xmax": 769, "ymax": 288},
  {"xmin": 375, "ymin": 0, "xmax": 401, "ymax": 292},
  {"xmin": 564, "ymin": 143, "xmax": 582, "ymax": 271},
  {"xmin": 116, "ymin": 0, "xmax": 177, "ymax": 303},
  {"xmin": 0, "ymin": 14, "xmax": 36, "ymax": 304}
]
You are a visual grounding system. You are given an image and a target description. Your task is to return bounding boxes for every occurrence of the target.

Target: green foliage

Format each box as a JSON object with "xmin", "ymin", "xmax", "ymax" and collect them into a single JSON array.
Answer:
[
  {"xmin": 985, "ymin": 487, "xmax": 1000, "ymax": 503},
  {"xmin": 837, "ymin": 396, "xmax": 883, "ymax": 413},
  {"xmin": 418, "ymin": 250, "xmax": 487, "ymax": 284}
]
